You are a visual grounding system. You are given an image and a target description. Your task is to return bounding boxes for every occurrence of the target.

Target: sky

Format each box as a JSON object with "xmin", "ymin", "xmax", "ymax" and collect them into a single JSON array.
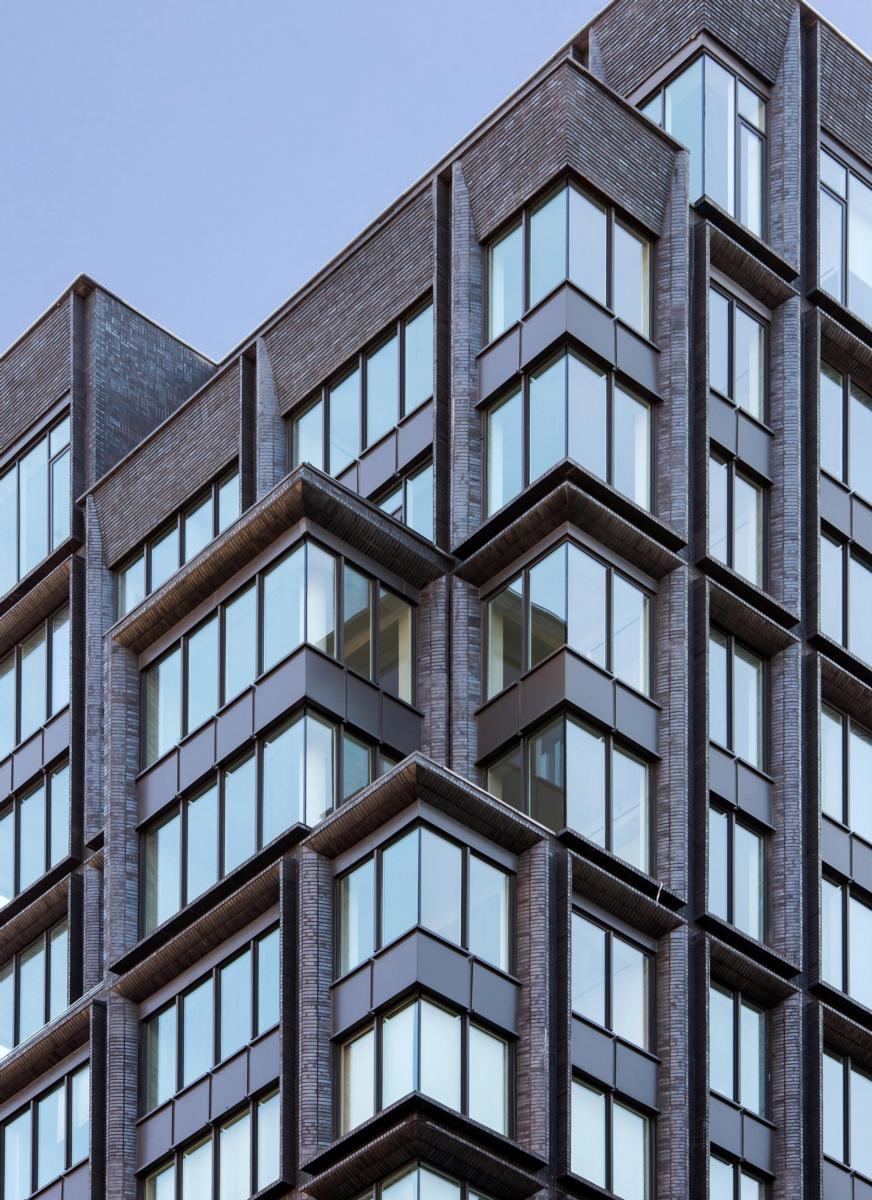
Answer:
[{"xmin": 1, "ymin": 0, "xmax": 868, "ymax": 362}]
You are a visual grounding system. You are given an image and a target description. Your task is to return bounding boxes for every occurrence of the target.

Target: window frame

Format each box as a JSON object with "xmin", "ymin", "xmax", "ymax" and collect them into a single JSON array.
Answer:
[
  {"xmin": 709, "ymin": 626, "xmax": 767, "ymax": 771},
  {"xmin": 708, "ymin": 451, "xmax": 767, "ymax": 588},
  {"xmin": 708, "ymin": 802, "xmax": 768, "ymax": 941},
  {"xmin": 710, "ymin": 1153, "xmax": 770, "ymax": 1199},
  {"xmin": 1, "ymin": 1061, "xmax": 90, "ymax": 1196},
  {"xmin": 708, "ymin": 980, "xmax": 768, "ymax": 1117},
  {"xmin": 820, "ymin": 703, "xmax": 872, "ymax": 838},
  {"xmin": 358, "ymin": 1163, "xmax": 495, "ymax": 1200},
  {"xmin": 569, "ymin": 1073, "xmax": 653, "ymax": 1197},
  {"xmin": 375, "ymin": 455, "xmax": 435, "ymax": 543},
  {"xmin": 708, "ymin": 282, "xmax": 770, "ymax": 425},
  {"xmin": 818, "ymin": 138, "xmax": 872, "ymax": 323},
  {"xmin": 570, "ymin": 905, "xmax": 655, "ymax": 1052},
  {"xmin": 819, "ymin": 527, "xmax": 872, "ymax": 662},
  {"xmin": 0, "ymin": 603, "xmax": 70, "ymax": 760},
  {"xmin": 0, "ymin": 917, "xmax": 68, "ymax": 1056},
  {"xmin": 0, "ymin": 759, "xmax": 70, "ymax": 907},
  {"xmin": 0, "ymin": 412, "xmax": 72, "ymax": 595},
  {"xmin": 820, "ymin": 874, "xmax": 872, "ymax": 1008}
]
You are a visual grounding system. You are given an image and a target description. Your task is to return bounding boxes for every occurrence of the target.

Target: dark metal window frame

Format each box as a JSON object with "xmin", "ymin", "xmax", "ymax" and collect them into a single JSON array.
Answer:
[
  {"xmin": 373, "ymin": 453, "xmax": 435, "ymax": 538},
  {"xmin": 570, "ymin": 906, "xmax": 655, "ymax": 1052},
  {"xmin": 0, "ymin": 412, "xmax": 72, "ymax": 591},
  {"xmin": 709, "ymin": 802, "xmax": 768, "ymax": 940},
  {"xmin": 821, "ymin": 873, "xmax": 872, "ymax": 1002},
  {"xmin": 334, "ymin": 817, "xmax": 515, "ymax": 980},
  {"xmin": 569, "ymin": 1072, "xmax": 654, "ymax": 1198},
  {"xmin": 141, "ymin": 924, "xmax": 280, "ymax": 1113},
  {"xmin": 709, "ymin": 979, "xmax": 768, "ymax": 1117},
  {"xmin": 708, "ymin": 282, "xmax": 770, "ymax": 426},
  {"xmin": 0, "ymin": 1060, "xmax": 90, "ymax": 1196},
  {"xmin": 0, "ymin": 917, "xmax": 68, "ymax": 1052},
  {"xmin": 0, "ymin": 758, "xmax": 70, "ymax": 906},
  {"xmin": 709, "ymin": 625, "xmax": 768, "ymax": 770},
  {"xmin": 819, "ymin": 359, "xmax": 872, "ymax": 499},
  {"xmin": 290, "ymin": 296, "xmax": 435, "ymax": 473},
  {"xmin": 818, "ymin": 138, "xmax": 872, "ymax": 315},
  {"xmin": 824, "ymin": 1047, "xmax": 872, "ymax": 1176},
  {"xmin": 710, "ymin": 1151, "xmax": 770, "ymax": 1199},
  {"xmin": 820, "ymin": 525, "xmax": 872, "ymax": 656},
  {"xmin": 708, "ymin": 450, "xmax": 768, "ymax": 588},
  {"xmin": 820, "ymin": 702, "xmax": 872, "ymax": 832},
  {"xmin": 360, "ymin": 1162, "xmax": 495, "ymax": 1200},
  {"xmin": 484, "ymin": 172, "xmax": 655, "ymax": 346},
  {"xmin": 0, "ymin": 602, "xmax": 70, "ymax": 758}
]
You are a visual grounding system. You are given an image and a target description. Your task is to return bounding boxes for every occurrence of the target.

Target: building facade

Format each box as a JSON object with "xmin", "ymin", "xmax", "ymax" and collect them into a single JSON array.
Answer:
[{"xmin": 1, "ymin": 0, "xmax": 871, "ymax": 1196}]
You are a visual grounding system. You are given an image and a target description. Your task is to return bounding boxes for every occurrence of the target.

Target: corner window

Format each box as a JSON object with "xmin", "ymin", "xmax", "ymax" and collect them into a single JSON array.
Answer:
[
  {"xmin": 487, "ymin": 182, "xmax": 652, "ymax": 342},
  {"xmin": 357, "ymin": 1165, "xmax": 494, "ymax": 1200},
  {"xmin": 0, "ymin": 415, "xmax": 71, "ymax": 597},
  {"xmin": 642, "ymin": 54, "xmax": 766, "ymax": 237},
  {"xmin": 709, "ymin": 454, "xmax": 764, "ymax": 587},
  {"xmin": 339, "ymin": 998, "xmax": 510, "ymax": 1136},
  {"xmin": 571, "ymin": 911, "xmax": 651, "ymax": 1050},
  {"xmin": 820, "ymin": 361, "xmax": 872, "ymax": 502},
  {"xmin": 378, "ymin": 458, "xmax": 435, "ymax": 542},
  {"xmin": 708, "ymin": 287, "xmax": 766, "ymax": 422},
  {"xmin": 819, "ymin": 147, "xmax": 872, "ymax": 327},
  {"xmin": 710, "ymin": 1155, "xmax": 767, "ymax": 1200},
  {"xmin": 824, "ymin": 1051, "xmax": 872, "ymax": 1180},
  {"xmin": 709, "ymin": 983, "xmax": 766, "ymax": 1115},
  {"xmin": 820, "ymin": 531, "xmax": 872, "ymax": 664},
  {"xmin": 570, "ymin": 1078, "xmax": 650, "ymax": 1197},
  {"xmin": 821, "ymin": 705, "xmax": 872, "ymax": 842},
  {"xmin": 484, "ymin": 351, "xmax": 652, "ymax": 516},
  {"xmin": 709, "ymin": 627, "xmax": 764, "ymax": 770},
  {"xmin": 0, "ymin": 919, "xmax": 68, "ymax": 1059},
  {"xmin": 337, "ymin": 825, "xmax": 510, "ymax": 976},
  {"xmin": 2, "ymin": 1063, "xmax": 89, "ymax": 1199},
  {"xmin": 0, "ymin": 761, "xmax": 70, "ymax": 908},
  {"xmin": 0, "ymin": 605, "xmax": 69, "ymax": 762},
  {"xmin": 487, "ymin": 714, "xmax": 651, "ymax": 873},
  {"xmin": 708, "ymin": 805, "xmax": 765, "ymax": 941},
  {"xmin": 821, "ymin": 878, "xmax": 872, "ymax": 1009}
]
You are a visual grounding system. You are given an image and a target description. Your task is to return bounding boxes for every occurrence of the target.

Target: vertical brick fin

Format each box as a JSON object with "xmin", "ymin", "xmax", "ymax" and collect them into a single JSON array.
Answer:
[
  {"xmin": 433, "ymin": 174, "xmax": 452, "ymax": 552},
  {"xmin": 297, "ymin": 845, "xmax": 335, "ymax": 1167},
  {"xmin": 449, "ymin": 162, "xmax": 482, "ymax": 549},
  {"xmin": 691, "ymin": 221, "xmax": 712, "ymax": 564},
  {"xmin": 239, "ymin": 352, "xmax": 257, "ymax": 513},
  {"xmin": 449, "ymin": 578, "xmax": 480, "ymax": 782},
  {"xmin": 105, "ymin": 995, "xmax": 140, "ymax": 1200},
  {"xmin": 515, "ymin": 839, "xmax": 552, "ymax": 1161},
  {"xmin": 279, "ymin": 854, "xmax": 298, "ymax": 1186},
  {"xmin": 802, "ymin": 310, "xmax": 822, "ymax": 633},
  {"xmin": 255, "ymin": 338, "xmax": 287, "ymax": 501},
  {"xmin": 71, "ymin": 291, "xmax": 89, "ymax": 543},
  {"xmin": 83, "ymin": 857, "xmax": 105, "ymax": 993},
  {"xmin": 769, "ymin": 641, "xmax": 803, "ymax": 964},
  {"xmin": 769, "ymin": 10, "xmax": 802, "ymax": 270},
  {"xmin": 690, "ymin": 931, "xmax": 710, "ymax": 1198},
  {"xmin": 89, "ymin": 1000, "xmax": 108, "ymax": 1200},
  {"xmin": 552, "ymin": 854, "xmax": 572, "ymax": 1176},
  {"xmin": 0, "ymin": 294, "xmax": 71, "ymax": 452},
  {"xmin": 819, "ymin": 23, "xmax": 872, "ymax": 170},
  {"xmin": 84, "ymin": 498, "xmax": 113, "ymax": 846},
  {"xmin": 417, "ymin": 577, "xmax": 449, "ymax": 765},
  {"xmin": 655, "ymin": 566, "xmax": 690, "ymax": 898},
  {"xmin": 772, "ymin": 992, "xmax": 805, "ymax": 1200},
  {"xmin": 68, "ymin": 871, "xmax": 85, "ymax": 1002},
  {"xmin": 803, "ymin": 24, "xmax": 822, "ymax": 295},
  {"xmin": 769, "ymin": 295, "xmax": 803, "ymax": 617},
  {"xmin": 657, "ymin": 926, "xmax": 690, "ymax": 1199},
  {"xmin": 692, "ymin": 578, "xmax": 712, "ymax": 918},
  {"xmin": 587, "ymin": 28, "xmax": 607, "ymax": 83},
  {"xmin": 105, "ymin": 641, "xmax": 142, "ymax": 962}
]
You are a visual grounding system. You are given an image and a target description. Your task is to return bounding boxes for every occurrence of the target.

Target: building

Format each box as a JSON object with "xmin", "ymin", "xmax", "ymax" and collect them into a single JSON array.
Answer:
[{"xmin": 1, "ymin": 0, "xmax": 871, "ymax": 1195}]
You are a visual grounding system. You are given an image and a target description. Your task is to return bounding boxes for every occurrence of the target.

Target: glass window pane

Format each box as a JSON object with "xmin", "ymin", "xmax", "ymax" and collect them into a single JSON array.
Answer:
[
  {"xmin": 0, "ymin": 963, "xmax": 12, "ymax": 1057},
  {"xmin": 530, "ymin": 717, "xmax": 567, "ymax": 833},
  {"xmin": 709, "ymin": 807, "xmax": 729, "ymax": 920},
  {"xmin": 219, "ymin": 1110, "xmax": 250, "ymax": 1200},
  {"xmin": 733, "ymin": 642, "xmax": 763, "ymax": 768},
  {"xmin": 612, "ymin": 574, "xmax": 649, "ymax": 695},
  {"xmin": 849, "ymin": 555, "xmax": 872, "ymax": 664},
  {"xmin": 183, "ymin": 495, "xmax": 213, "ymax": 562},
  {"xmin": 0, "ymin": 654, "xmax": 14, "ymax": 760},
  {"xmin": 419, "ymin": 1000, "xmax": 461, "ymax": 1109},
  {"xmin": 340, "ymin": 859, "xmax": 375, "ymax": 975},
  {"xmin": 849, "ymin": 894, "xmax": 872, "ymax": 1009},
  {"xmin": 851, "ymin": 1066, "xmax": 872, "ymax": 1178},
  {"xmin": 709, "ymin": 289, "xmax": 731, "ymax": 397},
  {"xmin": 49, "ymin": 922, "xmax": 67, "ymax": 1021},
  {"xmin": 342, "ymin": 732, "xmax": 371, "ymax": 801},
  {"xmin": 739, "ymin": 125, "xmax": 764, "ymax": 236},
  {"xmin": 150, "ymin": 525, "xmax": 180, "ymax": 591},
  {"xmin": 613, "ymin": 385, "xmax": 650, "ymax": 510},
  {"xmin": 293, "ymin": 399, "xmax": 324, "ymax": 470},
  {"xmin": 18, "ymin": 939, "xmax": 46, "ymax": 1043},
  {"xmin": 223, "ymin": 753, "xmax": 256, "ymax": 874},
  {"xmin": 50, "ymin": 447, "xmax": 70, "ymax": 549},
  {"xmin": 733, "ymin": 471, "xmax": 763, "ymax": 586},
  {"xmin": 19, "ymin": 783, "xmax": 45, "ymax": 892},
  {"xmin": 36, "ymin": 1082, "xmax": 65, "ymax": 1189},
  {"xmin": 0, "ymin": 468, "xmax": 17, "ymax": 596},
  {"xmin": 379, "ymin": 485, "xmax": 403, "ymax": 520},
  {"xmin": 567, "ymin": 352, "xmax": 607, "ymax": 482},
  {"xmin": 489, "ymin": 223, "xmax": 523, "ymax": 340},
  {"xmin": 640, "ymin": 93, "xmax": 662, "ymax": 125},
  {"xmin": 145, "ymin": 648, "xmax": 182, "ymax": 767},
  {"xmin": 612, "ymin": 746, "xmax": 649, "ymax": 871},
  {"xmin": 821, "ymin": 149, "xmax": 847, "ymax": 197},
  {"xmin": 186, "ymin": 783, "xmax": 218, "ymax": 902},
  {"xmin": 469, "ymin": 1024, "xmax": 507, "ymax": 1132},
  {"xmin": 820, "ymin": 534, "xmax": 844, "ymax": 642},
  {"xmin": 710, "ymin": 1155, "xmax": 734, "ymax": 1200},
  {"xmin": 614, "ymin": 222, "xmax": 650, "ymax": 336},
  {"xmin": 378, "ymin": 587, "xmax": 412, "ymax": 703},
  {"xmin": 381, "ymin": 829, "xmax": 419, "ymax": 947},
  {"xmin": 710, "ymin": 454, "xmax": 729, "ymax": 563},
  {"xmin": 821, "ymin": 706, "xmax": 844, "ymax": 824},
  {"xmin": 821, "ymin": 877, "xmax": 844, "ymax": 988},
  {"xmin": 738, "ymin": 81, "xmax": 766, "ymax": 130},
  {"xmin": 70, "ymin": 1064, "xmax": 89, "ymax": 1164},
  {"xmin": 529, "ymin": 187, "xmax": 567, "ymax": 307},
  {"xmin": 51, "ymin": 607, "xmax": 70, "ymax": 714},
  {"xmin": 3, "ymin": 1110, "xmax": 31, "ymax": 1200},
  {"xmin": 146, "ymin": 1005, "xmax": 177, "ymax": 1110},
  {"xmin": 382, "ymin": 1001, "xmax": 417, "ymax": 1106},
  {"xmin": 19, "ymin": 625, "xmax": 47, "ymax": 743},
  {"xmin": 186, "ymin": 616, "xmax": 219, "ymax": 733},
  {"xmin": 144, "ymin": 812, "xmax": 181, "ymax": 931},
  {"xmin": 405, "ymin": 305, "xmax": 433, "ymax": 413},
  {"xmin": 217, "ymin": 471, "xmax": 239, "ymax": 532},
  {"xmin": 366, "ymin": 335, "xmax": 399, "ymax": 447},
  {"xmin": 850, "ymin": 381, "xmax": 872, "ymax": 501},
  {"xmin": 740, "ymin": 999, "xmax": 765, "ymax": 1114},
  {"xmin": 19, "ymin": 436, "xmax": 48, "ymax": 577},
  {"xmin": 704, "ymin": 55, "xmax": 735, "ymax": 214},
  {"xmin": 343, "ymin": 565, "xmax": 372, "ymax": 679},
  {"xmin": 224, "ymin": 584, "xmax": 256, "ymax": 701},
  {"xmin": 306, "ymin": 543, "xmax": 336, "ymax": 658},
  {"xmin": 487, "ymin": 745, "xmax": 523, "ymax": 812},
  {"xmin": 0, "ymin": 809, "xmax": 12, "ymax": 908},
  {"xmin": 486, "ymin": 579, "xmax": 523, "ymax": 699},
  {"xmin": 420, "ymin": 828, "xmax": 462, "ymax": 945},
  {"xmin": 570, "ymin": 1080, "xmax": 606, "ymax": 1186},
  {"xmin": 486, "ymin": 389, "xmax": 523, "ymax": 514},
  {"xmin": 848, "ymin": 173, "xmax": 872, "ymax": 327},
  {"xmin": 262, "ymin": 545, "xmax": 305, "ymax": 673},
  {"xmin": 568, "ymin": 186, "xmax": 607, "ymax": 305},
  {"xmin": 529, "ymin": 354, "xmax": 567, "ymax": 483},
  {"xmin": 612, "ymin": 936, "xmax": 648, "ymax": 1048},
  {"xmin": 182, "ymin": 1138, "xmax": 212, "ymax": 1198},
  {"xmin": 419, "ymin": 1168, "xmax": 461, "ymax": 1200},
  {"xmin": 849, "ymin": 724, "xmax": 872, "ymax": 842},
  {"xmin": 565, "ymin": 719, "xmax": 606, "ymax": 844},
  {"xmin": 664, "ymin": 56, "xmax": 703, "ymax": 200},
  {"xmin": 823, "ymin": 1052, "xmax": 845, "ymax": 1162},
  {"xmin": 383, "ymin": 1169, "xmax": 418, "ymax": 1200},
  {"xmin": 262, "ymin": 715, "xmax": 305, "ymax": 843},
  {"xmin": 343, "ymin": 1027, "xmax": 374, "ymax": 1128},
  {"xmin": 304, "ymin": 712, "xmax": 335, "ymax": 826},
  {"xmin": 219, "ymin": 949, "xmax": 252, "ymax": 1060},
  {"xmin": 820, "ymin": 187, "xmax": 845, "ymax": 301},
  {"xmin": 612, "ymin": 1102, "xmax": 649, "ymax": 1200},
  {"xmin": 709, "ymin": 984, "xmax": 734, "ymax": 1099},
  {"xmin": 468, "ymin": 855, "xmax": 509, "ymax": 972},
  {"xmin": 257, "ymin": 1091, "xmax": 280, "ymax": 1189},
  {"xmin": 182, "ymin": 978, "xmax": 214, "ymax": 1086},
  {"xmin": 734, "ymin": 307, "xmax": 765, "ymax": 421},
  {"xmin": 257, "ymin": 928, "xmax": 280, "ymax": 1033},
  {"xmin": 405, "ymin": 461, "xmax": 434, "ymax": 542},
  {"xmin": 734, "ymin": 821, "xmax": 764, "ymax": 940},
  {"xmin": 330, "ymin": 368, "xmax": 361, "ymax": 475},
  {"xmin": 145, "ymin": 1162, "xmax": 175, "ymax": 1200},
  {"xmin": 567, "ymin": 545, "xmax": 606, "ymax": 668},
  {"xmin": 529, "ymin": 545, "xmax": 566, "ymax": 669},
  {"xmin": 572, "ymin": 913, "xmax": 606, "ymax": 1025}
]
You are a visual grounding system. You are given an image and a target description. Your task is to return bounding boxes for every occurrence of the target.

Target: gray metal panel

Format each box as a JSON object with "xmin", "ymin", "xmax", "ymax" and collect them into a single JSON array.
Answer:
[
  {"xmin": 820, "ymin": 474, "xmax": 852, "ymax": 538},
  {"xmin": 381, "ymin": 695, "xmax": 421, "ymax": 755},
  {"xmin": 742, "ymin": 1110, "xmax": 773, "ymax": 1175},
  {"xmin": 396, "ymin": 401, "xmax": 434, "ymax": 473},
  {"xmin": 566, "ymin": 287, "xmax": 617, "ymax": 366},
  {"xmin": 821, "ymin": 816, "xmax": 852, "ymax": 879},
  {"xmin": 173, "ymin": 1077, "xmax": 210, "ymax": 1144},
  {"xmin": 12, "ymin": 731, "xmax": 42, "ymax": 791},
  {"xmin": 254, "ymin": 652, "xmax": 307, "ymax": 734},
  {"xmin": 358, "ymin": 433, "xmax": 398, "ymax": 500},
  {"xmin": 736, "ymin": 763, "xmax": 772, "ymax": 826},
  {"xmin": 138, "ymin": 753, "xmax": 179, "ymax": 824},
  {"xmin": 476, "ymin": 688, "xmax": 521, "ymax": 762},
  {"xmin": 564, "ymin": 653, "xmax": 614, "ymax": 730},
  {"xmin": 615, "ymin": 325, "xmax": 659, "ymax": 396},
  {"xmin": 710, "ymin": 395, "xmax": 738, "ymax": 456},
  {"xmin": 216, "ymin": 692, "xmax": 254, "ymax": 762},
  {"xmin": 346, "ymin": 673, "xmax": 382, "ymax": 740},
  {"xmin": 479, "ymin": 328, "xmax": 521, "ymax": 403},
  {"xmin": 248, "ymin": 1029, "xmax": 282, "ymax": 1092},
  {"xmin": 822, "ymin": 1160, "xmax": 853, "ymax": 1200},
  {"xmin": 137, "ymin": 1106, "xmax": 172, "ymax": 1170},
  {"xmin": 178, "ymin": 723, "xmax": 216, "ymax": 793},
  {"xmin": 736, "ymin": 414, "xmax": 772, "ymax": 480},
  {"xmin": 709, "ymin": 745, "xmax": 738, "ymax": 807},
  {"xmin": 210, "ymin": 1052, "xmax": 248, "ymax": 1121},
  {"xmin": 418, "ymin": 935, "xmax": 471, "ymax": 1010},
  {"xmin": 709, "ymin": 1094, "xmax": 742, "ymax": 1157},
  {"xmin": 852, "ymin": 836, "xmax": 872, "ymax": 894},
  {"xmin": 852, "ymin": 495, "xmax": 872, "ymax": 559},
  {"xmin": 614, "ymin": 684, "xmax": 659, "ymax": 757},
  {"xmin": 62, "ymin": 1161, "xmax": 90, "ymax": 1200},
  {"xmin": 470, "ymin": 961, "xmax": 520, "ymax": 1034},
  {"xmin": 333, "ymin": 965, "xmax": 373, "ymax": 1036},
  {"xmin": 371, "ymin": 933, "xmax": 419, "ymax": 1010},
  {"xmin": 570, "ymin": 1017, "xmax": 615, "ymax": 1088},
  {"xmin": 0, "ymin": 758, "xmax": 10, "ymax": 803},
  {"xmin": 43, "ymin": 708, "xmax": 71, "ymax": 764},
  {"xmin": 304, "ymin": 651, "xmax": 348, "ymax": 720},
  {"xmin": 615, "ymin": 1042, "xmax": 658, "ymax": 1110},
  {"xmin": 521, "ymin": 289, "xmax": 570, "ymax": 369}
]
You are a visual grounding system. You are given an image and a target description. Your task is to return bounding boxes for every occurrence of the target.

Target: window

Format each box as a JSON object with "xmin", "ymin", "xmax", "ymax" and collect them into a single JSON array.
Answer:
[
  {"xmin": 0, "ymin": 415, "xmax": 71, "ymax": 597},
  {"xmin": 820, "ymin": 362, "xmax": 872, "ymax": 502},
  {"xmin": 819, "ymin": 147, "xmax": 872, "ymax": 327},
  {"xmin": 642, "ymin": 54, "xmax": 766, "ymax": 236},
  {"xmin": 291, "ymin": 302, "xmax": 433, "ymax": 475},
  {"xmin": 142, "ymin": 540, "xmax": 414, "ymax": 766},
  {"xmin": 709, "ymin": 627, "xmax": 764, "ymax": 769},
  {"xmin": 708, "ymin": 287, "xmax": 766, "ymax": 422},
  {"xmin": 709, "ymin": 455, "xmax": 764, "ymax": 586},
  {"xmin": 709, "ymin": 983, "xmax": 766, "ymax": 1115},
  {"xmin": 819, "ymin": 532, "xmax": 872, "ymax": 664},
  {"xmin": 821, "ymin": 705, "xmax": 872, "ymax": 842},
  {"xmin": 709, "ymin": 806, "xmax": 765, "ymax": 940},
  {"xmin": 487, "ymin": 715, "xmax": 651, "ymax": 872},
  {"xmin": 710, "ymin": 1155, "xmax": 767, "ymax": 1200},
  {"xmin": 143, "ymin": 927, "xmax": 278, "ymax": 1110},
  {"xmin": 337, "ymin": 826, "xmax": 510, "ymax": 977},
  {"xmin": 1, "ymin": 1062, "xmax": 89, "ymax": 1199},
  {"xmin": 484, "ymin": 351, "xmax": 652, "ymax": 516},
  {"xmin": 485, "ymin": 541, "xmax": 651, "ymax": 700},
  {"xmin": 339, "ymin": 998, "xmax": 510, "ymax": 1136},
  {"xmin": 143, "ymin": 1090, "xmax": 280, "ymax": 1200},
  {"xmin": 378, "ymin": 459, "xmax": 435, "ymax": 542},
  {"xmin": 116, "ymin": 468, "xmax": 239, "ymax": 618},
  {"xmin": 0, "ymin": 919, "xmax": 68, "ymax": 1058},
  {"xmin": 571, "ymin": 911, "xmax": 650, "ymax": 1050},
  {"xmin": 824, "ymin": 1051, "xmax": 872, "ymax": 1180},
  {"xmin": 570, "ymin": 1078, "xmax": 650, "ymax": 1198},
  {"xmin": 821, "ymin": 878, "xmax": 872, "ymax": 1009},
  {"xmin": 0, "ymin": 605, "xmax": 70, "ymax": 761},
  {"xmin": 356, "ymin": 1164, "xmax": 493, "ymax": 1200},
  {"xmin": 0, "ymin": 761, "xmax": 70, "ymax": 908},
  {"xmin": 487, "ymin": 182, "xmax": 652, "ymax": 341}
]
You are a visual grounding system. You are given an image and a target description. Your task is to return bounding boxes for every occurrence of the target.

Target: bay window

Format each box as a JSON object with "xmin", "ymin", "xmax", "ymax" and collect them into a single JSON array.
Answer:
[
  {"xmin": 710, "ymin": 1155, "xmax": 767, "ymax": 1200},
  {"xmin": 824, "ymin": 1051, "xmax": 872, "ymax": 1179},
  {"xmin": 709, "ymin": 983, "xmax": 766, "ymax": 1115},
  {"xmin": 0, "ymin": 761, "xmax": 70, "ymax": 907},
  {"xmin": 570, "ymin": 1078, "xmax": 650, "ymax": 1197},
  {"xmin": 821, "ymin": 705, "xmax": 872, "ymax": 841},
  {"xmin": 709, "ymin": 805, "xmax": 765, "ymax": 940},
  {"xmin": 0, "ymin": 919, "xmax": 68, "ymax": 1058},
  {"xmin": 572, "ymin": 911, "xmax": 651, "ymax": 1050},
  {"xmin": 709, "ymin": 454, "xmax": 764, "ymax": 586},
  {"xmin": 708, "ymin": 287, "xmax": 766, "ymax": 422},
  {"xmin": 820, "ymin": 361, "xmax": 872, "ymax": 501},
  {"xmin": 378, "ymin": 458, "xmax": 434, "ymax": 542},
  {"xmin": 820, "ymin": 532, "xmax": 872, "ymax": 664},
  {"xmin": 709, "ymin": 627, "xmax": 764, "ymax": 769},
  {"xmin": 2, "ymin": 1063, "xmax": 89, "ymax": 1199},
  {"xmin": 821, "ymin": 878, "xmax": 872, "ymax": 1008},
  {"xmin": 0, "ymin": 415, "xmax": 71, "ymax": 596},
  {"xmin": 357, "ymin": 1165, "xmax": 493, "ymax": 1200},
  {"xmin": 819, "ymin": 147, "xmax": 872, "ymax": 327},
  {"xmin": 0, "ymin": 605, "xmax": 70, "ymax": 761}
]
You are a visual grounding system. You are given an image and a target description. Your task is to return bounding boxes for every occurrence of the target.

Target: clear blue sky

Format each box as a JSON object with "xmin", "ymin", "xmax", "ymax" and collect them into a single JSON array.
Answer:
[{"xmin": 1, "ymin": 0, "xmax": 867, "ymax": 361}]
